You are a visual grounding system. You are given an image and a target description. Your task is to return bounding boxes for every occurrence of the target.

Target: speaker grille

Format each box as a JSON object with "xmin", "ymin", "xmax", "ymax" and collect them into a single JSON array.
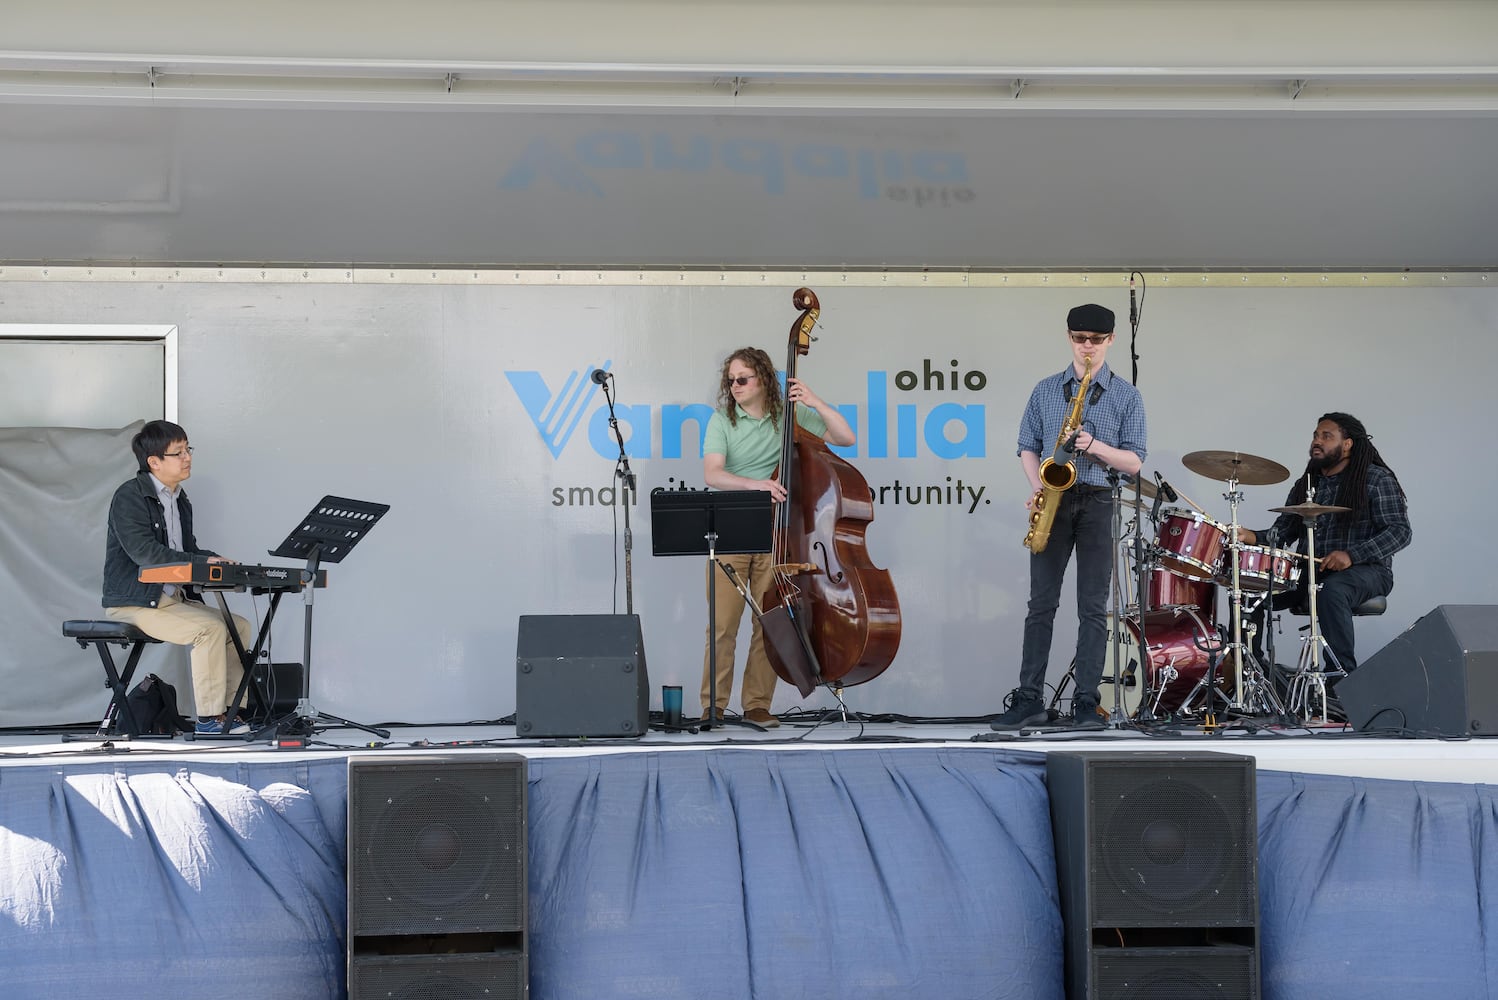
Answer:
[
  {"xmin": 1088, "ymin": 759, "xmax": 1255, "ymax": 926},
  {"xmin": 349, "ymin": 756, "xmax": 527, "ymax": 937},
  {"xmin": 349, "ymin": 951, "xmax": 526, "ymax": 1000},
  {"xmin": 1092, "ymin": 946, "xmax": 1257, "ymax": 1000}
]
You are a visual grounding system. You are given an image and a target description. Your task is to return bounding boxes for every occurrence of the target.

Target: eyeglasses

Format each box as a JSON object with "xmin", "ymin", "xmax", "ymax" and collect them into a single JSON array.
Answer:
[
  {"xmin": 1068, "ymin": 332, "xmax": 1112, "ymax": 346},
  {"xmin": 728, "ymin": 375, "xmax": 758, "ymax": 387},
  {"xmin": 162, "ymin": 446, "xmax": 194, "ymax": 459}
]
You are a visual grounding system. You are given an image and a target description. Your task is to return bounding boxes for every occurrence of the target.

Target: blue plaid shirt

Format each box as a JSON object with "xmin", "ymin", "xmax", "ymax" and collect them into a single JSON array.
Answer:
[
  {"xmin": 1017, "ymin": 362, "xmax": 1147, "ymax": 488},
  {"xmin": 1261, "ymin": 464, "xmax": 1411, "ymax": 569}
]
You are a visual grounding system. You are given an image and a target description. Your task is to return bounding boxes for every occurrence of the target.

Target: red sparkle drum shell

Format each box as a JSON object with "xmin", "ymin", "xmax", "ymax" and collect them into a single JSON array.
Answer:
[
  {"xmin": 1155, "ymin": 508, "xmax": 1228, "ymax": 582},
  {"xmin": 1105, "ymin": 610, "xmax": 1231, "ymax": 716},
  {"xmin": 1226, "ymin": 544, "xmax": 1302, "ymax": 593},
  {"xmin": 1142, "ymin": 568, "xmax": 1218, "ymax": 624}
]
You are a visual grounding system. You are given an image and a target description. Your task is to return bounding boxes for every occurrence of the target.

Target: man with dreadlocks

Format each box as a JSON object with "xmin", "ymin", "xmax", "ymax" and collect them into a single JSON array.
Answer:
[{"xmin": 1239, "ymin": 412, "xmax": 1412, "ymax": 676}]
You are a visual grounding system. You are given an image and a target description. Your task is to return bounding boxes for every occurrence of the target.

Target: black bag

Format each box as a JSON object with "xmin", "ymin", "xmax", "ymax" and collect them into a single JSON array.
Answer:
[{"xmin": 122, "ymin": 673, "xmax": 193, "ymax": 736}]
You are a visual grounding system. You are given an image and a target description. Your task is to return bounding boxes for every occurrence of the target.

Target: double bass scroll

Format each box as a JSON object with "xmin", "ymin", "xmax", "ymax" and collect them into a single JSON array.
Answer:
[{"xmin": 758, "ymin": 288, "xmax": 902, "ymax": 696}]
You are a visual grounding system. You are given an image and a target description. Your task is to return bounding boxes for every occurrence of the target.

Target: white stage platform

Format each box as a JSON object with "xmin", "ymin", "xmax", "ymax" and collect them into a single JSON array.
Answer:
[{"xmin": 5, "ymin": 716, "xmax": 1496, "ymax": 784}]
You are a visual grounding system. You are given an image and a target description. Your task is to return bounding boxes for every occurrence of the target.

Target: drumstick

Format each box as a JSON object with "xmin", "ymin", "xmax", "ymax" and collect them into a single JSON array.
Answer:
[{"xmin": 1167, "ymin": 484, "xmax": 1211, "ymax": 517}]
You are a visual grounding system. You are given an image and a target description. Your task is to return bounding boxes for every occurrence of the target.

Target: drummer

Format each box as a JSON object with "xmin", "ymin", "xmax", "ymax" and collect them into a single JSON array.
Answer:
[{"xmin": 1237, "ymin": 413, "xmax": 1411, "ymax": 675}]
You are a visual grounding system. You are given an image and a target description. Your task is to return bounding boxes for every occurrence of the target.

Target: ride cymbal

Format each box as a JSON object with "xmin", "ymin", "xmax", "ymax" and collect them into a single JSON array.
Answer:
[
  {"xmin": 1181, "ymin": 450, "xmax": 1290, "ymax": 486},
  {"xmin": 1268, "ymin": 502, "xmax": 1352, "ymax": 518}
]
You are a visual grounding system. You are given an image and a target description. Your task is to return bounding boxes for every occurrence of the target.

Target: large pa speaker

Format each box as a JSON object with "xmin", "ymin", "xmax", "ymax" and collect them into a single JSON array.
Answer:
[
  {"xmin": 347, "ymin": 754, "xmax": 527, "ymax": 939},
  {"xmin": 348, "ymin": 950, "xmax": 527, "ymax": 1000},
  {"xmin": 1048, "ymin": 751, "xmax": 1259, "ymax": 1000},
  {"xmin": 515, "ymin": 614, "xmax": 649, "ymax": 738},
  {"xmin": 1337, "ymin": 604, "xmax": 1498, "ymax": 736}
]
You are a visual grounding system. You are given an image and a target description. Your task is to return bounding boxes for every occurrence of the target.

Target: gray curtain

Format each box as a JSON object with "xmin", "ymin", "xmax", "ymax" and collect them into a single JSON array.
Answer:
[{"xmin": 0, "ymin": 421, "xmax": 190, "ymax": 728}]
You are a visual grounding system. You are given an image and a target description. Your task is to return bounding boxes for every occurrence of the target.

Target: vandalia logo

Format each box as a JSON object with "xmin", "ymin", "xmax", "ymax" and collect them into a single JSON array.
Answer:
[{"xmin": 507, "ymin": 359, "xmax": 996, "ymax": 513}]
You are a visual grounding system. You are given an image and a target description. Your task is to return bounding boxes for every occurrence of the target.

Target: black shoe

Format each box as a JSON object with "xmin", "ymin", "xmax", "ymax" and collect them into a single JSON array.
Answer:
[
  {"xmin": 989, "ymin": 691, "xmax": 1048, "ymax": 731},
  {"xmin": 1069, "ymin": 700, "xmax": 1106, "ymax": 731}
]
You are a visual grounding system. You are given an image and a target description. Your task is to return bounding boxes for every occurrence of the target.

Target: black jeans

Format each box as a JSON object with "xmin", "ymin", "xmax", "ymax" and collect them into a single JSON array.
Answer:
[
  {"xmin": 1019, "ymin": 486, "xmax": 1115, "ymax": 706},
  {"xmin": 1251, "ymin": 563, "xmax": 1392, "ymax": 673}
]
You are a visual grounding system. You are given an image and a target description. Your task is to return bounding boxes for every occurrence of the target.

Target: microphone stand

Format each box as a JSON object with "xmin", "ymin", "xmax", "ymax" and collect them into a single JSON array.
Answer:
[{"xmin": 597, "ymin": 372, "xmax": 636, "ymax": 614}]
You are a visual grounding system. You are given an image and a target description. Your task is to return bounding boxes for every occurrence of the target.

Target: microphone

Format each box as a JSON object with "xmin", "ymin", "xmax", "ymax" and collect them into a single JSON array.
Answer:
[
  {"xmin": 1129, "ymin": 274, "xmax": 1138, "ymax": 328},
  {"xmin": 1062, "ymin": 429, "xmax": 1082, "ymax": 455},
  {"xmin": 590, "ymin": 368, "xmax": 611, "ymax": 385},
  {"xmin": 1154, "ymin": 473, "xmax": 1178, "ymax": 503}
]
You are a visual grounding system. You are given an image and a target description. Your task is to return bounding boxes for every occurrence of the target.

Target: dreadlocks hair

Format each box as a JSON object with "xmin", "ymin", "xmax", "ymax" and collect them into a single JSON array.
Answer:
[
  {"xmin": 1286, "ymin": 411, "xmax": 1405, "ymax": 523},
  {"xmin": 716, "ymin": 347, "xmax": 783, "ymax": 428}
]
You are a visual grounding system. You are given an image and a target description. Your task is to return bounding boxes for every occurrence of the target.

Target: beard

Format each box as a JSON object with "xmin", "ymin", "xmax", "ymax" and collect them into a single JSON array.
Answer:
[{"xmin": 1308, "ymin": 449, "xmax": 1343, "ymax": 472}]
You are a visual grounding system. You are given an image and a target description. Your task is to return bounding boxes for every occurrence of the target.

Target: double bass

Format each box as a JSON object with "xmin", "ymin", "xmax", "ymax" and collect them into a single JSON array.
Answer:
[{"xmin": 758, "ymin": 288, "xmax": 901, "ymax": 696}]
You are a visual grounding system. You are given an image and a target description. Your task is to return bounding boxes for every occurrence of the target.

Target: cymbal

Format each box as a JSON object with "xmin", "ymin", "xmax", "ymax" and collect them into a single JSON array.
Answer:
[
  {"xmin": 1269, "ymin": 502, "xmax": 1352, "ymax": 518},
  {"xmin": 1181, "ymin": 450, "xmax": 1290, "ymax": 486},
  {"xmin": 1127, "ymin": 476, "xmax": 1163, "ymax": 501}
]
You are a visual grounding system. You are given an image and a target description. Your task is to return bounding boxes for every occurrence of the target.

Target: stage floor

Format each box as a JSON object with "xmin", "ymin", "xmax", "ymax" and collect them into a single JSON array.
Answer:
[{"xmin": 5, "ymin": 714, "xmax": 1497, "ymax": 784}]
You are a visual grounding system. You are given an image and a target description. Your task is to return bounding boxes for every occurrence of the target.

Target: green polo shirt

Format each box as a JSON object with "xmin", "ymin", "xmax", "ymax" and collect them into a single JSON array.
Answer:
[{"xmin": 703, "ymin": 404, "xmax": 829, "ymax": 480}]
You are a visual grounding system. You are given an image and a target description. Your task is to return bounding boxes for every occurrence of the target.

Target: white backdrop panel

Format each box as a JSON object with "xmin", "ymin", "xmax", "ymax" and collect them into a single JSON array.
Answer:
[{"xmin": 2, "ymin": 277, "xmax": 1491, "ymax": 725}]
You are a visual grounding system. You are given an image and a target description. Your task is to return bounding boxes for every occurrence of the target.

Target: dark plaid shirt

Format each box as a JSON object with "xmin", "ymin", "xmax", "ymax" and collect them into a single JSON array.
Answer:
[{"xmin": 1262, "ymin": 464, "xmax": 1411, "ymax": 569}]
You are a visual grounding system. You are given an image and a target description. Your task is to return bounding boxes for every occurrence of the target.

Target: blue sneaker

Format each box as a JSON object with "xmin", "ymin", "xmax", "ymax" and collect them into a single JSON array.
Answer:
[{"xmin": 195, "ymin": 715, "xmax": 250, "ymax": 735}]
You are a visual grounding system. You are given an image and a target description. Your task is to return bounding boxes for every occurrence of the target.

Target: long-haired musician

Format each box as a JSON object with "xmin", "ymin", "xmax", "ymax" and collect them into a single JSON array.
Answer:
[
  {"xmin": 699, "ymin": 347, "xmax": 855, "ymax": 728},
  {"xmin": 1239, "ymin": 412, "xmax": 1411, "ymax": 675}
]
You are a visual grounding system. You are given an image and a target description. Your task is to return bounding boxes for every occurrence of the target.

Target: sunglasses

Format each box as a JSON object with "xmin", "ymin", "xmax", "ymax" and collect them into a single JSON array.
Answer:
[
  {"xmin": 1068, "ymin": 332, "xmax": 1112, "ymax": 345},
  {"xmin": 728, "ymin": 375, "xmax": 758, "ymax": 386}
]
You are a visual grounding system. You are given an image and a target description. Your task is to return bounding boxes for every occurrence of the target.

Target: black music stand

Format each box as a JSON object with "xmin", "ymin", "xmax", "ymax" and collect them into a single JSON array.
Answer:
[
  {"xmin": 650, "ymin": 489, "xmax": 772, "ymax": 730},
  {"xmin": 259, "ymin": 496, "xmax": 391, "ymax": 742}
]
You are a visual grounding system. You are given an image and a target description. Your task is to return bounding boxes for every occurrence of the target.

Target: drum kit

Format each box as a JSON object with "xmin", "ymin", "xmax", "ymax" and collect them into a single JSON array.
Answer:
[{"xmin": 1072, "ymin": 449, "xmax": 1352, "ymax": 728}]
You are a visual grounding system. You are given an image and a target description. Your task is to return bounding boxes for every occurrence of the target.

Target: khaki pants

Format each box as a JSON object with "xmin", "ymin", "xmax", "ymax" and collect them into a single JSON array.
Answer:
[
  {"xmin": 700, "ymin": 552, "xmax": 778, "ymax": 714},
  {"xmin": 106, "ymin": 593, "xmax": 253, "ymax": 718}
]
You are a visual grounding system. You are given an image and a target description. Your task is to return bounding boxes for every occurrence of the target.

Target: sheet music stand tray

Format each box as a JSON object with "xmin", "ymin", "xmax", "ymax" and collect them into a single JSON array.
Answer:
[
  {"xmin": 650, "ymin": 489, "xmax": 772, "ymax": 730},
  {"xmin": 258, "ymin": 496, "xmax": 391, "ymax": 741}
]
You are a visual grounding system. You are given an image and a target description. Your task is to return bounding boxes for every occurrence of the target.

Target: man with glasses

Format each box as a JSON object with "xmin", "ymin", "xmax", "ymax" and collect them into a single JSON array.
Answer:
[
  {"xmin": 699, "ymin": 347, "xmax": 856, "ymax": 728},
  {"xmin": 103, "ymin": 420, "xmax": 253, "ymax": 735},
  {"xmin": 991, "ymin": 304, "xmax": 1147, "ymax": 731}
]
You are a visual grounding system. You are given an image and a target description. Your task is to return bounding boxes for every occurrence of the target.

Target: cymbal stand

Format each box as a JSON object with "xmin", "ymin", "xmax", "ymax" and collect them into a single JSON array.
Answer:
[
  {"xmin": 1219, "ymin": 476, "xmax": 1282, "ymax": 716},
  {"xmin": 1284, "ymin": 502, "xmax": 1346, "ymax": 725}
]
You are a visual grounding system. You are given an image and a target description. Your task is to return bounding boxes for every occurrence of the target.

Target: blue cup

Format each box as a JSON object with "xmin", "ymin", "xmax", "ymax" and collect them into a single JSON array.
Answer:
[{"xmin": 662, "ymin": 685, "xmax": 683, "ymax": 727}]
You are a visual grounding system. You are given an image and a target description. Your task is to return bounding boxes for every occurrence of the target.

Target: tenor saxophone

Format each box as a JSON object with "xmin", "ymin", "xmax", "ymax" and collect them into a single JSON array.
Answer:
[{"xmin": 1023, "ymin": 356, "xmax": 1095, "ymax": 553}]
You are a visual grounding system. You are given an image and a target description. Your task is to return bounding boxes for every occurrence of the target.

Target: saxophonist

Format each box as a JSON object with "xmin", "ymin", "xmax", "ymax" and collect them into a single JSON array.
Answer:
[{"xmin": 991, "ymin": 304, "xmax": 1148, "ymax": 731}]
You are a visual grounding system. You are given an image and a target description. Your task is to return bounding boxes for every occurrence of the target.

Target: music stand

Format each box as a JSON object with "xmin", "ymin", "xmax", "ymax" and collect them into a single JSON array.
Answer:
[
  {"xmin": 650, "ymin": 489, "xmax": 773, "ymax": 730},
  {"xmin": 260, "ymin": 496, "xmax": 391, "ymax": 741}
]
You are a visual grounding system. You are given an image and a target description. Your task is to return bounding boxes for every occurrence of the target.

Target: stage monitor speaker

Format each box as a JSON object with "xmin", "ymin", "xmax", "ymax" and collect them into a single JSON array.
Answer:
[
  {"xmin": 249, "ymin": 661, "xmax": 302, "ymax": 715},
  {"xmin": 1337, "ymin": 604, "xmax": 1498, "ymax": 736},
  {"xmin": 347, "ymin": 754, "xmax": 527, "ymax": 940},
  {"xmin": 515, "ymin": 614, "xmax": 648, "ymax": 738},
  {"xmin": 1048, "ymin": 751, "xmax": 1259, "ymax": 1000}
]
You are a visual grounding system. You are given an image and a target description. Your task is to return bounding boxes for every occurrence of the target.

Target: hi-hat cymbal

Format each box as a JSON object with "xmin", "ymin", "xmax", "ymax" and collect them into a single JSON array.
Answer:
[
  {"xmin": 1269, "ymin": 502, "xmax": 1352, "ymax": 518},
  {"xmin": 1181, "ymin": 450, "xmax": 1290, "ymax": 486}
]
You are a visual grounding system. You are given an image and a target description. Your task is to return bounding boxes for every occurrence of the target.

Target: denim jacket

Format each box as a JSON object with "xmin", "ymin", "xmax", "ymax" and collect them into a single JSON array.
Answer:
[{"xmin": 102, "ymin": 471, "xmax": 218, "ymax": 608}]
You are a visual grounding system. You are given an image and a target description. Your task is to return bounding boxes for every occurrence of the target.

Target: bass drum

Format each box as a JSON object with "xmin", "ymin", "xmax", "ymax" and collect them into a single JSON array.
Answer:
[{"xmin": 1101, "ymin": 609, "xmax": 1230, "ymax": 717}]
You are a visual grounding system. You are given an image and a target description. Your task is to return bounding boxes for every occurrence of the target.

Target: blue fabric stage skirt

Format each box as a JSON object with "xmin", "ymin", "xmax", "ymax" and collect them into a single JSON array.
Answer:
[{"xmin": 1, "ymin": 748, "xmax": 1496, "ymax": 999}]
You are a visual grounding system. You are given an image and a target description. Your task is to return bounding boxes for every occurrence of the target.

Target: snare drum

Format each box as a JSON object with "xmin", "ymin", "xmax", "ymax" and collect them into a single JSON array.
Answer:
[
  {"xmin": 1155, "ymin": 508, "xmax": 1228, "ymax": 582},
  {"xmin": 1102, "ymin": 610, "xmax": 1232, "ymax": 717},
  {"xmin": 1228, "ymin": 544, "xmax": 1302, "ymax": 593}
]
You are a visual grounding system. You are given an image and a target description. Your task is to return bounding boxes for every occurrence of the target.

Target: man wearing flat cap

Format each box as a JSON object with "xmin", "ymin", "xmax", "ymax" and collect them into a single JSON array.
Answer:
[{"xmin": 992, "ymin": 303, "xmax": 1148, "ymax": 731}]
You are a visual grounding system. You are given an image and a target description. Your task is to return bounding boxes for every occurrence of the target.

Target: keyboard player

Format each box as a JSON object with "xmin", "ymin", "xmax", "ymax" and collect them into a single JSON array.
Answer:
[{"xmin": 102, "ymin": 421, "xmax": 254, "ymax": 736}]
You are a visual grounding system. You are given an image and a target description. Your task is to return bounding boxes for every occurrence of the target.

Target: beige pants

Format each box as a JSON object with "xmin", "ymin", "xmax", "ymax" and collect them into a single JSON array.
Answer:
[
  {"xmin": 106, "ymin": 593, "xmax": 253, "ymax": 718},
  {"xmin": 700, "ymin": 552, "xmax": 779, "ymax": 714}
]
